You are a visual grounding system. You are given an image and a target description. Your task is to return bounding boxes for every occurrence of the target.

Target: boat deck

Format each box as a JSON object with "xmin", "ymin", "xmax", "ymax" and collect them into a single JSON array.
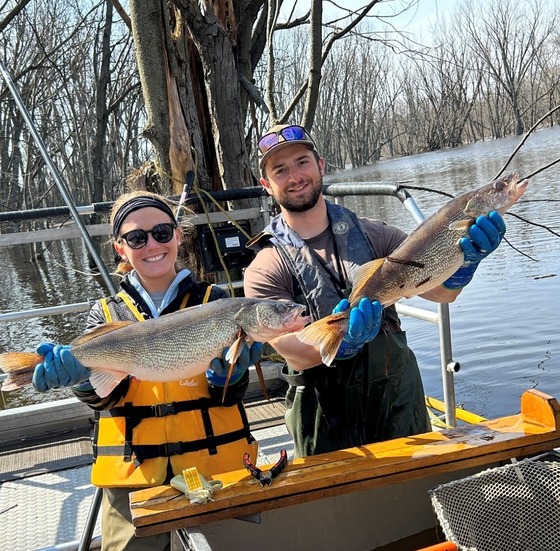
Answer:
[
  {"xmin": 0, "ymin": 392, "xmax": 293, "ymax": 551},
  {"xmin": 3, "ymin": 388, "xmax": 560, "ymax": 551}
]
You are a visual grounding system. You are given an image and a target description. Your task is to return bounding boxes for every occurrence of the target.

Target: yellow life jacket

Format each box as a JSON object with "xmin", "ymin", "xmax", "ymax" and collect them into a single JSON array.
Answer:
[{"xmin": 91, "ymin": 288, "xmax": 258, "ymax": 488}]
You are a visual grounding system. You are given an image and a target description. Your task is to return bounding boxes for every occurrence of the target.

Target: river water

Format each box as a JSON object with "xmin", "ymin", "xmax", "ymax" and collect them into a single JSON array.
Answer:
[
  {"xmin": 1, "ymin": 127, "xmax": 559, "ymax": 418},
  {"xmin": 325, "ymin": 125, "xmax": 560, "ymax": 420}
]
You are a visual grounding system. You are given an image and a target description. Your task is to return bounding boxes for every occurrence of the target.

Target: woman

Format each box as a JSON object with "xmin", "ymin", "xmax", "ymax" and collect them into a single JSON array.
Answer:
[{"xmin": 32, "ymin": 191, "xmax": 260, "ymax": 551}]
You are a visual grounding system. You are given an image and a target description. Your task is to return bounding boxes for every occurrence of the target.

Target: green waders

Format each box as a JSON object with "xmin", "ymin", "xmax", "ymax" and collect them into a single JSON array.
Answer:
[{"xmin": 284, "ymin": 330, "xmax": 430, "ymax": 458}]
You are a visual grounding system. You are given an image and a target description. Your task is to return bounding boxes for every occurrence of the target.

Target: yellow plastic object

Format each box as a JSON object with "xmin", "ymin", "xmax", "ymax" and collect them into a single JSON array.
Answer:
[{"xmin": 170, "ymin": 467, "xmax": 223, "ymax": 504}]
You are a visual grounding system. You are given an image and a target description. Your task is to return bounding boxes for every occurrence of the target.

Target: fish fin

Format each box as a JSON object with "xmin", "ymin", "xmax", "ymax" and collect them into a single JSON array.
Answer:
[
  {"xmin": 0, "ymin": 351, "xmax": 43, "ymax": 372},
  {"xmin": 222, "ymin": 336, "xmax": 246, "ymax": 403},
  {"xmin": 0, "ymin": 351, "xmax": 44, "ymax": 392},
  {"xmin": 224, "ymin": 336, "xmax": 245, "ymax": 365},
  {"xmin": 297, "ymin": 313, "xmax": 348, "ymax": 366},
  {"xmin": 72, "ymin": 322, "xmax": 134, "ymax": 346},
  {"xmin": 349, "ymin": 259, "xmax": 384, "ymax": 303},
  {"xmin": 448, "ymin": 219, "xmax": 473, "ymax": 231},
  {"xmin": 89, "ymin": 370, "xmax": 129, "ymax": 399},
  {"xmin": 255, "ymin": 361, "xmax": 270, "ymax": 400}
]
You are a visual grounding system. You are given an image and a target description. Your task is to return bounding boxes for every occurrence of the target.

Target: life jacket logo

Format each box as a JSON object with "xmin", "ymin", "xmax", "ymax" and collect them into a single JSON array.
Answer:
[
  {"xmin": 332, "ymin": 221, "xmax": 349, "ymax": 235},
  {"xmin": 180, "ymin": 379, "xmax": 199, "ymax": 387}
]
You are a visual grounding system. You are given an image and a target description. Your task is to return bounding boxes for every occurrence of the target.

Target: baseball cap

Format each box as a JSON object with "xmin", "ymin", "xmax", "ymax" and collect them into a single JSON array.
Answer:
[{"xmin": 257, "ymin": 124, "xmax": 318, "ymax": 173}]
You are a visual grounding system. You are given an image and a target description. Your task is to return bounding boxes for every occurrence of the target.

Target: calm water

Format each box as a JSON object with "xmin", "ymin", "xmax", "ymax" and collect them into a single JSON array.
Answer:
[
  {"xmin": 325, "ymin": 126, "xmax": 560, "ymax": 419},
  {"xmin": 1, "ymin": 127, "xmax": 559, "ymax": 418}
]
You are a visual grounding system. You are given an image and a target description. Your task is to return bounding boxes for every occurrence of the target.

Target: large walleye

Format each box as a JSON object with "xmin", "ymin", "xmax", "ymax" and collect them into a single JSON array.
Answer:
[
  {"xmin": 0, "ymin": 297, "xmax": 309, "ymax": 398},
  {"xmin": 298, "ymin": 173, "xmax": 528, "ymax": 366}
]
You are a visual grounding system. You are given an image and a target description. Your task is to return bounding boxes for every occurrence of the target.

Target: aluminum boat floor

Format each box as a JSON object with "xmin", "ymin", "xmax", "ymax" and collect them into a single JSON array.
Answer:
[{"xmin": 0, "ymin": 399, "xmax": 293, "ymax": 551}]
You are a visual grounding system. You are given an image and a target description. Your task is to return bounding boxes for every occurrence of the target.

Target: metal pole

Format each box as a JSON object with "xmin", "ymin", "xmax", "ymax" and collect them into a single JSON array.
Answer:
[
  {"xmin": 0, "ymin": 57, "xmax": 112, "ymax": 548},
  {"xmin": 77, "ymin": 487, "xmax": 103, "ymax": 551},
  {"xmin": 438, "ymin": 303, "xmax": 458, "ymax": 427},
  {"xmin": 0, "ymin": 57, "xmax": 117, "ymax": 295}
]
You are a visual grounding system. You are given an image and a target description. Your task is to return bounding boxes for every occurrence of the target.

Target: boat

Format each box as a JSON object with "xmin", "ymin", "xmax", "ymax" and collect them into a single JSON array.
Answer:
[
  {"xmin": 130, "ymin": 389, "xmax": 560, "ymax": 551},
  {"xmin": 1, "ymin": 184, "xmax": 559, "ymax": 551}
]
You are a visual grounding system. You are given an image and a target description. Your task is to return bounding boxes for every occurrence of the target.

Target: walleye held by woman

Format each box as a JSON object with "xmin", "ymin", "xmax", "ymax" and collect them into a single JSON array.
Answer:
[{"xmin": 0, "ymin": 297, "xmax": 309, "ymax": 397}]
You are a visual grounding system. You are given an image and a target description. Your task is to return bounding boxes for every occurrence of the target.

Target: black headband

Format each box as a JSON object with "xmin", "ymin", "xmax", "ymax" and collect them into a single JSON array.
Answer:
[{"xmin": 112, "ymin": 196, "xmax": 177, "ymax": 237}]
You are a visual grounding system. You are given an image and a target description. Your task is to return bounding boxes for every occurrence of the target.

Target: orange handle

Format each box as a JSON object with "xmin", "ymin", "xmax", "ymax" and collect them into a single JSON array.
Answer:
[{"xmin": 416, "ymin": 543, "xmax": 457, "ymax": 551}]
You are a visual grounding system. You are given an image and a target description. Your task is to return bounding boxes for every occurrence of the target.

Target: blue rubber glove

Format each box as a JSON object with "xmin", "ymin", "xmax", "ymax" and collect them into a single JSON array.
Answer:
[
  {"xmin": 32, "ymin": 343, "xmax": 90, "ymax": 392},
  {"xmin": 443, "ymin": 210, "xmax": 506, "ymax": 290},
  {"xmin": 206, "ymin": 342, "xmax": 263, "ymax": 386},
  {"xmin": 333, "ymin": 297, "xmax": 382, "ymax": 360}
]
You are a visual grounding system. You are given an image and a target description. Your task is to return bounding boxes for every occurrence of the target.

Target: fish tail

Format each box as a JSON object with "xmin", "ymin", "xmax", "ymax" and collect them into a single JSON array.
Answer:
[
  {"xmin": 297, "ymin": 313, "xmax": 348, "ymax": 367},
  {"xmin": 0, "ymin": 351, "xmax": 44, "ymax": 391}
]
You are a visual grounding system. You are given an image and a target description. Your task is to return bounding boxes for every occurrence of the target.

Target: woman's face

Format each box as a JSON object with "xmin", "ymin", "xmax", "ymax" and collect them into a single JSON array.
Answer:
[{"xmin": 113, "ymin": 206, "xmax": 181, "ymax": 291}]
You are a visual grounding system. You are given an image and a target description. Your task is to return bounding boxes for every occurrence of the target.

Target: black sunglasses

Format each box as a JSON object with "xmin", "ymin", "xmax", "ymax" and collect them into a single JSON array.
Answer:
[{"xmin": 118, "ymin": 222, "xmax": 177, "ymax": 249}]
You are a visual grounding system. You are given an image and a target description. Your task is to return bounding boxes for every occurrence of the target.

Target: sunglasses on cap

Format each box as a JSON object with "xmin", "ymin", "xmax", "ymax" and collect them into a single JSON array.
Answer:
[
  {"xmin": 118, "ymin": 222, "xmax": 177, "ymax": 249},
  {"xmin": 257, "ymin": 125, "xmax": 315, "ymax": 155}
]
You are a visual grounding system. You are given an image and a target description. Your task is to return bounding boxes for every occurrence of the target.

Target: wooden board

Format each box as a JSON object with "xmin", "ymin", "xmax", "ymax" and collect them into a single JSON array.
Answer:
[{"xmin": 130, "ymin": 389, "xmax": 560, "ymax": 537}]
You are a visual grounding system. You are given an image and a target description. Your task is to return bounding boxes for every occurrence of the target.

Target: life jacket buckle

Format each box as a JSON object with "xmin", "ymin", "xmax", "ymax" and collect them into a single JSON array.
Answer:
[
  {"xmin": 154, "ymin": 402, "xmax": 176, "ymax": 417},
  {"xmin": 164, "ymin": 442, "xmax": 182, "ymax": 457}
]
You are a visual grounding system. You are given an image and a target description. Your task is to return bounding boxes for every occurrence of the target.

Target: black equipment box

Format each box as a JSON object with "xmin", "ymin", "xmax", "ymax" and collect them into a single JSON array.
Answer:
[{"xmin": 199, "ymin": 222, "xmax": 254, "ymax": 272}]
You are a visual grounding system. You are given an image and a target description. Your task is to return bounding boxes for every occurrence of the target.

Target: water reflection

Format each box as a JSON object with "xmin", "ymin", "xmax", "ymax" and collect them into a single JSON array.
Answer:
[{"xmin": 0, "ymin": 241, "xmax": 108, "ymax": 409}]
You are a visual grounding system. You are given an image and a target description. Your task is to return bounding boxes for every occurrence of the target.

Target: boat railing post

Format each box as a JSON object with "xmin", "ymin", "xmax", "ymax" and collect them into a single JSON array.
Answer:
[
  {"xmin": 438, "ymin": 302, "xmax": 457, "ymax": 427},
  {"xmin": 0, "ymin": 56, "xmax": 114, "ymax": 549},
  {"xmin": 78, "ymin": 486, "xmax": 103, "ymax": 551}
]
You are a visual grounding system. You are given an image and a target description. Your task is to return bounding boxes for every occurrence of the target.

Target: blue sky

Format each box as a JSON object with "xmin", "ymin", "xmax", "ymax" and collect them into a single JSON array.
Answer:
[{"xmin": 280, "ymin": 0, "xmax": 453, "ymax": 36}]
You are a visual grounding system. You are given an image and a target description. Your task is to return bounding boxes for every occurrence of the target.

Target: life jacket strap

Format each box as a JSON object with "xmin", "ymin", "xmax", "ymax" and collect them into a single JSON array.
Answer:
[
  {"xmin": 95, "ymin": 425, "xmax": 254, "ymax": 467},
  {"xmin": 100, "ymin": 397, "xmax": 219, "ymax": 419},
  {"xmin": 94, "ymin": 402, "xmax": 254, "ymax": 465}
]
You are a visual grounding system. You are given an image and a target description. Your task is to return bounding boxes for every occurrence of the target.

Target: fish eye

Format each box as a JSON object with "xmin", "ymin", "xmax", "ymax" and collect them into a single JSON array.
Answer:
[{"xmin": 494, "ymin": 180, "xmax": 506, "ymax": 192}]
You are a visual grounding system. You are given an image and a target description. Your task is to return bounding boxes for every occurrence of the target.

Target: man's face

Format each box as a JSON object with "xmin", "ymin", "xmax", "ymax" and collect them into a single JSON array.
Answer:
[{"xmin": 261, "ymin": 144, "xmax": 324, "ymax": 213}]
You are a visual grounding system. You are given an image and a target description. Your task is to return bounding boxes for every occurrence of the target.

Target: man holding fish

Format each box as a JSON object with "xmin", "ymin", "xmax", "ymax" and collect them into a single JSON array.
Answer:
[
  {"xmin": 28, "ymin": 191, "xmax": 267, "ymax": 551},
  {"xmin": 244, "ymin": 124, "xmax": 517, "ymax": 458}
]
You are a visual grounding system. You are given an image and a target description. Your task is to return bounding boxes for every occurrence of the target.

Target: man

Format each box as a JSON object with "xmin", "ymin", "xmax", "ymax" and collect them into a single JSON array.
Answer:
[{"xmin": 243, "ymin": 124, "xmax": 505, "ymax": 458}]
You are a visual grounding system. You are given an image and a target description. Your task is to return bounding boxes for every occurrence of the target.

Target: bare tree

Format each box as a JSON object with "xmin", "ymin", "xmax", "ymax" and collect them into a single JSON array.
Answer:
[{"xmin": 461, "ymin": 0, "xmax": 558, "ymax": 135}]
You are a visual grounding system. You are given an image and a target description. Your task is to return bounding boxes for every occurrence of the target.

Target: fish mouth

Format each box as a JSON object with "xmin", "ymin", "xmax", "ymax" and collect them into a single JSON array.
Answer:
[
  {"xmin": 504, "ymin": 173, "xmax": 528, "ymax": 204},
  {"xmin": 286, "ymin": 304, "xmax": 310, "ymax": 330},
  {"xmin": 514, "ymin": 177, "xmax": 529, "ymax": 197}
]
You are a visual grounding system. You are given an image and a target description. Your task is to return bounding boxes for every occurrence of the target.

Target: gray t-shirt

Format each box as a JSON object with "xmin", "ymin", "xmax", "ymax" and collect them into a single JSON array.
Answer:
[{"xmin": 244, "ymin": 217, "xmax": 406, "ymax": 302}]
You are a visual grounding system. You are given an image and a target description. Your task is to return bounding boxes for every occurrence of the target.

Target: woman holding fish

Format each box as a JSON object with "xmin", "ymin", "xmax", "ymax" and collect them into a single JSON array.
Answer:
[
  {"xmin": 244, "ymin": 124, "xmax": 515, "ymax": 458},
  {"xmin": 31, "ymin": 192, "xmax": 262, "ymax": 551}
]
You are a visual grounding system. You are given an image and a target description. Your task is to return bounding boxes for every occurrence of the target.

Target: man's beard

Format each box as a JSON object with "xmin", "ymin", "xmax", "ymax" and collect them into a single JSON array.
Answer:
[{"xmin": 275, "ymin": 177, "xmax": 323, "ymax": 213}]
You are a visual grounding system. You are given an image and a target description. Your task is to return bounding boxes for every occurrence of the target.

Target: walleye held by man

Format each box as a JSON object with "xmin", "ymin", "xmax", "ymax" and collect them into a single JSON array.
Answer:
[
  {"xmin": 297, "ymin": 174, "xmax": 529, "ymax": 366},
  {"xmin": 0, "ymin": 297, "xmax": 309, "ymax": 398}
]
